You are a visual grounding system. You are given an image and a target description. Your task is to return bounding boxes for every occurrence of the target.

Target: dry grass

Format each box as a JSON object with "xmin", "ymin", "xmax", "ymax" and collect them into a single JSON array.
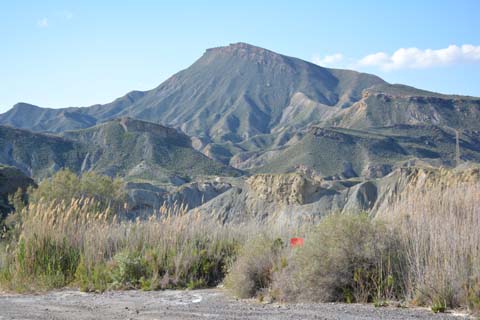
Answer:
[
  {"xmin": 0, "ymin": 197, "xmax": 305, "ymax": 292},
  {"xmin": 378, "ymin": 180, "xmax": 480, "ymax": 311},
  {"xmin": 0, "ymin": 198, "xmax": 235, "ymax": 291}
]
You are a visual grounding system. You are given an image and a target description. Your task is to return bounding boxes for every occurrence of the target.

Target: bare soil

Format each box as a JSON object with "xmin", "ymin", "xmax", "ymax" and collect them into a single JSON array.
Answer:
[{"xmin": 0, "ymin": 289, "xmax": 472, "ymax": 319}]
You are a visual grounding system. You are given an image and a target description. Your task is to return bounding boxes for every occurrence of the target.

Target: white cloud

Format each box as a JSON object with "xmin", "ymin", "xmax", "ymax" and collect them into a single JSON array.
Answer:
[
  {"xmin": 37, "ymin": 17, "xmax": 48, "ymax": 28},
  {"xmin": 312, "ymin": 53, "xmax": 344, "ymax": 67},
  {"xmin": 358, "ymin": 45, "xmax": 480, "ymax": 71}
]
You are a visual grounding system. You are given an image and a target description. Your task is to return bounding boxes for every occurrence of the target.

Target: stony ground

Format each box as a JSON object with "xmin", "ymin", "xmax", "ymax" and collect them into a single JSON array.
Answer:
[{"xmin": 0, "ymin": 289, "xmax": 472, "ymax": 320}]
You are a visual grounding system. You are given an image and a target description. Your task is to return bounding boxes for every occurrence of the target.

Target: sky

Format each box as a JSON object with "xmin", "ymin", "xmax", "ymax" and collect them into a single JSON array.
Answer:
[{"xmin": 1, "ymin": 0, "xmax": 480, "ymax": 113}]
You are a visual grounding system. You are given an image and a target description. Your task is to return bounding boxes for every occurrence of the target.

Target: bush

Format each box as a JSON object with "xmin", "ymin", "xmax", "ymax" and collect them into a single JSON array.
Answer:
[
  {"xmin": 27, "ymin": 169, "xmax": 126, "ymax": 211},
  {"xmin": 225, "ymin": 236, "xmax": 285, "ymax": 299},
  {"xmin": 110, "ymin": 251, "xmax": 150, "ymax": 289},
  {"xmin": 273, "ymin": 213, "xmax": 404, "ymax": 303},
  {"xmin": 75, "ymin": 256, "xmax": 112, "ymax": 292}
]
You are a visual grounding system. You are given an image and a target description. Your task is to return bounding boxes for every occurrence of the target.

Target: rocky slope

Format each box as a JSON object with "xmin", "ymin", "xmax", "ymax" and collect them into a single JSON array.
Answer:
[
  {"xmin": 0, "ymin": 126, "xmax": 85, "ymax": 180},
  {"xmin": 193, "ymin": 165, "xmax": 480, "ymax": 223},
  {"xmin": 0, "ymin": 118, "xmax": 239, "ymax": 182},
  {"xmin": 62, "ymin": 117, "xmax": 240, "ymax": 184},
  {"xmin": 241, "ymin": 124, "xmax": 480, "ymax": 177}
]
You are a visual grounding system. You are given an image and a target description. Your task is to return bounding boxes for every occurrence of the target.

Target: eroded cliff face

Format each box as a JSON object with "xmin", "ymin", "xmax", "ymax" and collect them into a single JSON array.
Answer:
[
  {"xmin": 246, "ymin": 173, "xmax": 322, "ymax": 205},
  {"xmin": 406, "ymin": 166, "xmax": 479, "ymax": 188},
  {"xmin": 192, "ymin": 166, "xmax": 480, "ymax": 223},
  {"xmin": 368, "ymin": 166, "xmax": 480, "ymax": 215},
  {"xmin": 127, "ymin": 179, "xmax": 232, "ymax": 212}
]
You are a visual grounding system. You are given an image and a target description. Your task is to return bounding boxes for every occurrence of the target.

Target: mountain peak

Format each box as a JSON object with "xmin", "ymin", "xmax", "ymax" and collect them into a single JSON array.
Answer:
[
  {"xmin": 12, "ymin": 102, "xmax": 42, "ymax": 111},
  {"xmin": 207, "ymin": 42, "xmax": 271, "ymax": 53},
  {"xmin": 203, "ymin": 42, "xmax": 283, "ymax": 64}
]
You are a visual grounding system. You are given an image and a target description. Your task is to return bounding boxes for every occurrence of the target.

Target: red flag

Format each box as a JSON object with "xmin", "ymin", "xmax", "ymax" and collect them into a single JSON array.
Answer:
[{"xmin": 290, "ymin": 237, "xmax": 304, "ymax": 247}]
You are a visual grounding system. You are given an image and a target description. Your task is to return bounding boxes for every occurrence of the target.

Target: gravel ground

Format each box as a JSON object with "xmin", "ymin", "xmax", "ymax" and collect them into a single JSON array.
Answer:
[{"xmin": 0, "ymin": 289, "xmax": 472, "ymax": 320}]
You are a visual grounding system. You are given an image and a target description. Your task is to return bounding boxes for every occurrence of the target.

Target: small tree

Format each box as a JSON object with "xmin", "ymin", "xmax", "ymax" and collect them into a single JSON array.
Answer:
[{"xmin": 28, "ymin": 169, "xmax": 127, "ymax": 210}]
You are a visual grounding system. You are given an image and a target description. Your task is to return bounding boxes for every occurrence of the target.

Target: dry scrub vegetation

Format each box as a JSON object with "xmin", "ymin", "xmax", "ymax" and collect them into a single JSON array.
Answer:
[
  {"xmin": 0, "ymin": 198, "xmax": 238, "ymax": 292},
  {"xmin": 0, "ymin": 169, "xmax": 479, "ymax": 315},
  {"xmin": 227, "ymin": 170, "xmax": 480, "ymax": 314},
  {"xmin": 379, "ymin": 179, "xmax": 480, "ymax": 312}
]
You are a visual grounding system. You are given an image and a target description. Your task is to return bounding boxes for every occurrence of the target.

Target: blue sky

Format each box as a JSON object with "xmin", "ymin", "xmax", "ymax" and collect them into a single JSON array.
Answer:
[{"xmin": 1, "ymin": 0, "xmax": 480, "ymax": 112}]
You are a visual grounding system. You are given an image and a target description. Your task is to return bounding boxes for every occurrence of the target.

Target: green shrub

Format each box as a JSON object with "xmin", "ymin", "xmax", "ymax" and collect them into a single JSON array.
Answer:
[
  {"xmin": 0, "ymin": 235, "xmax": 81, "ymax": 291},
  {"xmin": 431, "ymin": 301, "xmax": 446, "ymax": 313},
  {"xmin": 274, "ymin": 213, "xmax": 404, "ymax": 303},
  {"xmin": 75, "ymin": 256, "xmax": 112, "ymax": 292},
  {"xmin": 27, "ymin": 169, "xmax": 126, "ymax": 211},
  {"xmin": 13, "ymin": 236, "xmax": 80, "ymax": 289},
  {"xmin": 110, "ymin": 251, "xmax": 150, "ymax": 289},
  {"xmin": 73, "ymin": 238, "xmax": 237, "ymax": 292},
  {"xmin": 180, "ymin": 240, "xmax": 237, "ymax": 288}
]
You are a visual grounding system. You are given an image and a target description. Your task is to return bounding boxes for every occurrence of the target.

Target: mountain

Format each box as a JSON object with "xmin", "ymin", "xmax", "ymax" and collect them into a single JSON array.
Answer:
[
  {"xmin": 1, "ymin": 103, "xmax": 96, "ymax": 132},
  {"xmin": 0, "ymin": 118, "xmax": 240, "ymax": 184},
  {"xmin": 62, "ymin": 117, "xmax": 241, "ymax": 184},
  {"xmin": 2, "ymin": 43, "xmax": 479, "ymax": 169},
  {"xmin": 0, "ymin": 125, "xmax": 86, "ymax": 179},
  {"xmin": 0, "ymin": 43, "xmax": 386, "ymax": 139}
]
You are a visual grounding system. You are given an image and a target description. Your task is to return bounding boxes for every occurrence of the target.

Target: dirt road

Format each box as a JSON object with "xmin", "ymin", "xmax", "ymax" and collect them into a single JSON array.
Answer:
[{"xmin": 0, "ymin": 289, "xmax": 471, "ymax": 319}]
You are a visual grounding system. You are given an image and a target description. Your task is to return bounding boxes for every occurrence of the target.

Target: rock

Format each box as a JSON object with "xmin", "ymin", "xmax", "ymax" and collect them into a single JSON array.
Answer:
[
  {"xmin": 246, "ymin": 173, "xmax": 321, "ymax": 205},
  {"xmin": 126, "ymin": 180, "xmax": 232, "ymax": 212}
]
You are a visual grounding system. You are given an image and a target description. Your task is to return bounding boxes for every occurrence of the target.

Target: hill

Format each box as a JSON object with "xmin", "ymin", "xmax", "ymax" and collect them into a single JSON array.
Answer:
[
  {"xmin": 238, "ymin": 124, "xmax": 480, "ymax": 178},
  {"xmin": 0, "ymin": 118, "xmax": 240, "ymax": 184},
  {"xmin": 0, "ymin": 125, "xmax": 85, "ymax": 179},
  {"xmin": 62, "ymin": 117, "xmax": 241, "ymax": 184}
]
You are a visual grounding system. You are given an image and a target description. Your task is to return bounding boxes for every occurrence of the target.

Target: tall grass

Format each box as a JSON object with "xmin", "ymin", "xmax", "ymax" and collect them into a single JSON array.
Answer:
[
  {"xmin": 0, "ymin": 198, "xmax": 236, "ymax": 291},
  {"xmin": 0, "ymin": 197, "xmax": 304, "ymax": 292},
  {"xmin": 379, "ymin": 180, "xmax": 480, "ymax": 311}
]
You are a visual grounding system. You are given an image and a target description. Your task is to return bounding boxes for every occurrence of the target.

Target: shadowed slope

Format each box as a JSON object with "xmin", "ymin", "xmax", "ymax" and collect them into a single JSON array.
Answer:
[{"xmin": 0, "ymin": 118, "xmax": 241, "ymax": 184}]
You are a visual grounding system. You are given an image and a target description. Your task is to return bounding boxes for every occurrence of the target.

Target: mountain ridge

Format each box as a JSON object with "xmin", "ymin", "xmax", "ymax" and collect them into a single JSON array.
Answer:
[{"xmin": 0, "ymin": 117, "xmax": 241, "ymax": 183}]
